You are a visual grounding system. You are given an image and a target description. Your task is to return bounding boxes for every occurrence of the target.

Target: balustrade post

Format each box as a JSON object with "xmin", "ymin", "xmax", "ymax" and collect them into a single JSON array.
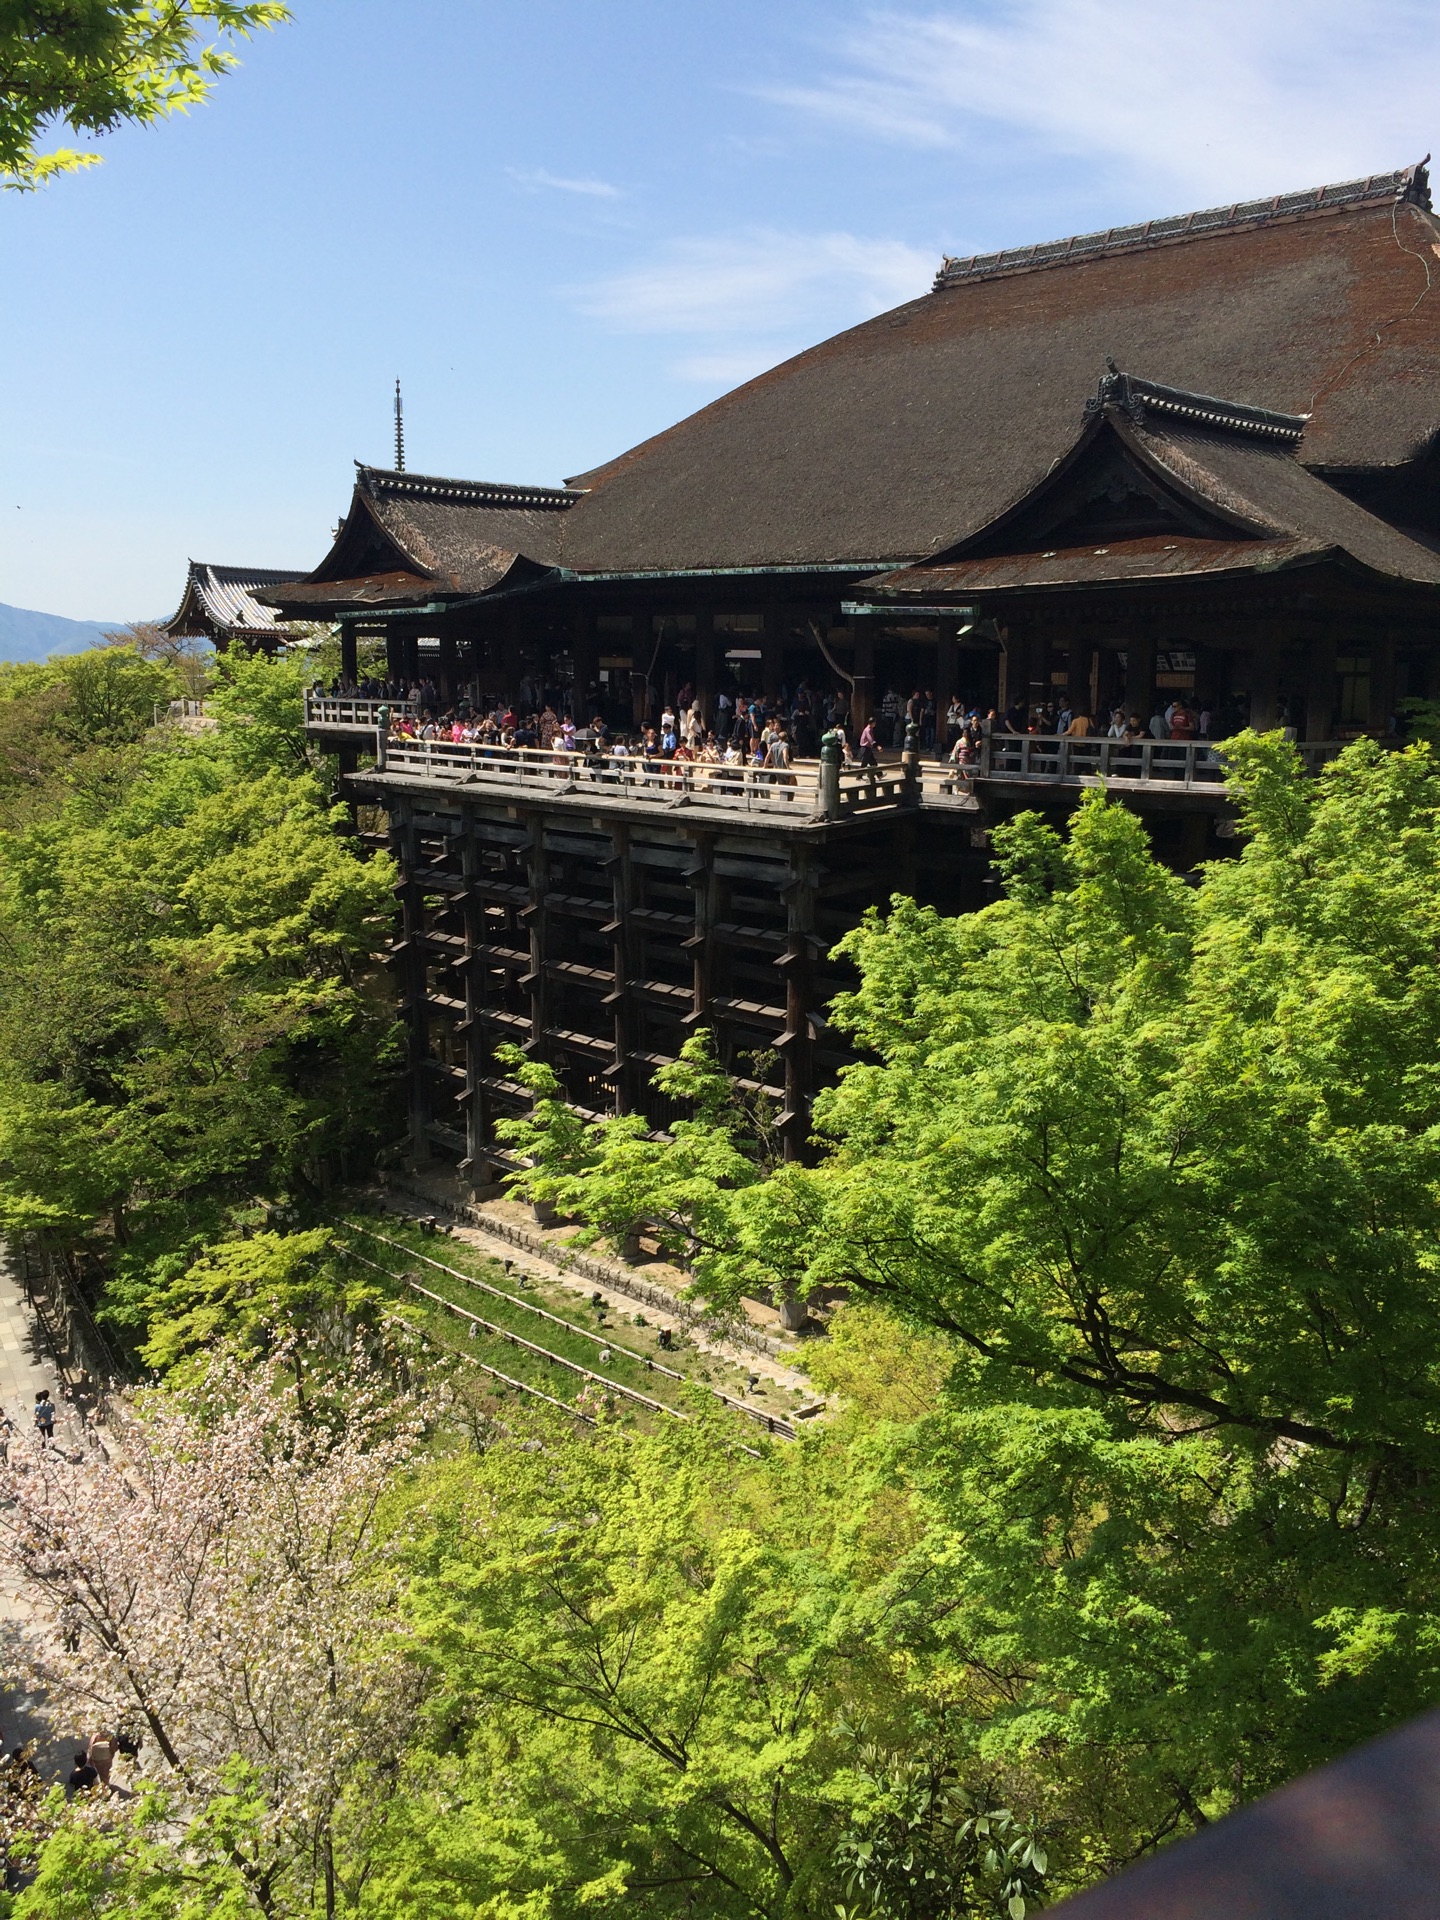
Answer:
[
  {"xmin": 819, "ymin": 731, "xmax": 842, "ymax": 819},
  {"xmin": 901, "ymin": 720, "xmax": 921, "ymax": 806}
]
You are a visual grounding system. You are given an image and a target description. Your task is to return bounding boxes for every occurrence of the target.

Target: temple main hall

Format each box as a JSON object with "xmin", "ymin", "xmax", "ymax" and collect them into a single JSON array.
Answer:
[{"xmin": 258, "ymin": 158, "xmax": 1440, "ymax": 1176}]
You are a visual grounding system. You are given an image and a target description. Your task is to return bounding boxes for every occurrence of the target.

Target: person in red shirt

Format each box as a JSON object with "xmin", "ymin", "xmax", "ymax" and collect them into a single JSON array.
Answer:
[{"xmin": 1168, "ymin": 701, "xmax": 1197, "ymax": 739}]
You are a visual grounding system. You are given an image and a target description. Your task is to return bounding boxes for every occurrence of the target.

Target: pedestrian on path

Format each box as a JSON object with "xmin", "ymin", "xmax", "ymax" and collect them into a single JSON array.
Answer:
[
  {"xmin": 66, "ymin": 1751, "xmax": 97, "ymax": 1796},
  {"xmin": 87, "ymin": 1731, "xmax": 117, "ymax": 1786},
  {"xmin": 33, "ymin": 1391, "xmax": 54, "ymax": 1446}
]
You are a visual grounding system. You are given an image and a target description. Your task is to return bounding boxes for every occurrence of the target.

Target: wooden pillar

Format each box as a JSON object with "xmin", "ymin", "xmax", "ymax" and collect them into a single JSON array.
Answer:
[
  {"xmin": 604, "ymin": 826, "xmax": 632, "ymax": 1113},
  {"xmin": 1371, "ymin": 634, "xmax": 1397, "ymax": 735},
  {"xmin": 1192, "ymin": 642, "xmax": 1221, "ymax": 722},
  {"xmin": 398, "ymin": 804, "xmax": 431, "ymax": 1162},
  {"xmin": 850, "ymin": 632, "xmax": 875, "ymax": 733},
  {"xmin": 1067, "ymin": 639, "xmax": 1098, "ymax": 718},
  {"xmin": 1304, "ymin": 631, "xmax": 1338, "ymax": 742},
  {"xmin": 438, "ymin": 629, "xmax": 459, "ymax": 705},
  {"xmin": 762, "ymin": 607, "xmax": 785, "ymax": 704},
  {"xmin": 522, "ymin": 815, "xmax": 547, "ymax": 1052},
  {"xmin": 1250, "ymin": 629, "xmax": 1282, "ymax": 729},
  {"xmin": 385, "ymin": 621, "xmax": 405, "ymax": 688},
  {"xmin": 778, "ymin": 852, "xmax": 817, "ymax": 1163},
  {"xmin": 572, "ymin": 603, "xmax": 597, "ymax": 723},
  {"xmin": 503, "ymin": 616, "xmax": 523, "ymax": 704},
  {"xmin": 936, "ymin": 623, "xmax": 957, "ymax": 753},
  {"xmin": 1001, "ymin": 630, "xmax": 1030, "ymax": 716},
  {"xmin": 340, "ymin": 622, "xmax": 358, "ymax": 685},
  {"xmin": 1126, "ymin": 635, "xmax": 1156, "ymax": 723},
  {"xmin": 695, "ymin": 607, "xmax": 717, "ymax": 727},
  {"xmin": 687, "ymin": 831, "xmax": 715, "ymax": 1032},
  {"xmin": 459, "ymin": 811, "xmax": 487, "ymax": 1190}
]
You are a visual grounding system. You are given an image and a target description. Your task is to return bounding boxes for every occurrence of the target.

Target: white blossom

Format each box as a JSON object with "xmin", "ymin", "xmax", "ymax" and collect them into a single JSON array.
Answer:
[{"xmin": 0, "ymin": 1346, "xmax": 423, "ymax": 1898}]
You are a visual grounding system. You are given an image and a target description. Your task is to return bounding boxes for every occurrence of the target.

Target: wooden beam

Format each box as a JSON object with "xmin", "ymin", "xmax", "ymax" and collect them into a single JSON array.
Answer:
[
  {"xmin": 1250, "ymin": 627, "xmax": 1282, "ymax": 729},
  {"xmin": 695, "ymin": 606, "xmax": 717, "ymax": 728},
  {"xmin": 1304, "ymin": 631, "xmax": 1338, "ymax": 742},
  {"xmin": 607, "ymin": 825, "xmax": 632, "ymax": 1112},
  {"xmin": 572, "ymin": 602, "xmax": 597, "ymax": 724}
]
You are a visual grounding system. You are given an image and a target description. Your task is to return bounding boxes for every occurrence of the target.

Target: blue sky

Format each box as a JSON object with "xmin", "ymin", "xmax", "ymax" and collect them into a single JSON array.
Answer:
[{"xmin": 3, "ymin": 0, "xmax": 1439, "ymax": 619}]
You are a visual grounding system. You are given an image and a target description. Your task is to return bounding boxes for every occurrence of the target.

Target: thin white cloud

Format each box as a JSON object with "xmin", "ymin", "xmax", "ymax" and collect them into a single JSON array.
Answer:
[
  {"xmin": 576, "ymin": 228, "xmax": 933, "ymax": 382},
  {"xmin": 506, "ymin": 165, "xmax": 622, "ymax": 199},
  {"xmin": 760, "ymin": 0, "xmax": 1440, "ymax": 207},
  {"xmin": 579, "ymin": 229, "xmax": 932, "ymax": 335}
]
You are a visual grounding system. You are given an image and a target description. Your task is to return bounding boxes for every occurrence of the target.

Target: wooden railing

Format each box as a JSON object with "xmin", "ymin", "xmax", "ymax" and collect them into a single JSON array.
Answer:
[
  {"xmin": 379, "ymin": 737, "xmax": 827, "ymax": 816},
  {"xmin": 325, "ymin": 711, "xmax": 1372, "ymax": 811},
  {"xmin": 306, "ymin": 693, "xmax": 416, "ymax": 728},
  {"xmin": 975, "ymin": 733, "xmax": 1358, "ymax": 790},
  {"xmin": 982, "ymin": 734, "xmax": 1226, "ymax": 787}
]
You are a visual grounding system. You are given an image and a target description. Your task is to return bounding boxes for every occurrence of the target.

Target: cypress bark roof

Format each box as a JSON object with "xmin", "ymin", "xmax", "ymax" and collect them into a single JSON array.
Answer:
[
  {"xmin": 270, "ymin": 160, "xmax": 1440, "ymax": 609},
  {"xmin": 258, "ymin": 466, "xmax": 577, "ymax": 613},
  {"xmin": 557, "ymin": 165, "xmax": 1440, "ymax": 574},
  {"xmin": 868, "ymin": 378, "xmax": 1440, "ymax": 599}
]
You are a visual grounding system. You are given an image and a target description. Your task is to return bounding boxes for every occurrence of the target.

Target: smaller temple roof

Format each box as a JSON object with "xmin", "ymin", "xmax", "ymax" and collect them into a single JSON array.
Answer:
[
  {"xmin": 258, "ymin": 465, "xmax": 581, "ymax": 616},
  {"xmin": 161, "ymin": 562, "xmax": 314, "ymax": 644},
  {"xmin": 866, "ymin": 368, "xmax": 1440, "ymax": 602}
]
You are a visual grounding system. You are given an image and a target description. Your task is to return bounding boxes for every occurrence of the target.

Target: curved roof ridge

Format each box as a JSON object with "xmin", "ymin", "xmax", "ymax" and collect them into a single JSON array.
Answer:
[
  {"xmin": 1086, "ymin": 365, "xmax": 1309, "ymax": 442},
  {"xmin": 934, "ymin": 158, "xmax": 1432, "ymax": 291},
  {"xmin": 356, "ymin": 464, "xmax": 584, "ymax": 511},
  {"xmin": 189, "ymin": 561, "xmax": 309, "ymax": 585}
]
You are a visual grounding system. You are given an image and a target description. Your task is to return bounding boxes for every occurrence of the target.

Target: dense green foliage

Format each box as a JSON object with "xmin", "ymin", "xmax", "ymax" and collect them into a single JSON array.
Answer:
[
  {"xmin": 15, "ymin": 729, "xmax": 1440, "ymax": 1917},
  {"xmin": 482, "ymin": 733, "xmax": 1440, "ymax": 1850},
  {"xmin": 0, "ymin": 648, "xmax": 399, "ymax": 1352},
  {"xmin": 1, "ymin": 0, "xmax": 288, "ymax": 189}
]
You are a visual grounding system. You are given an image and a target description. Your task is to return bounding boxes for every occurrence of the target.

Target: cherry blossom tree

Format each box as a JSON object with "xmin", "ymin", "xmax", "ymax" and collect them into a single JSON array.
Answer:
[{"xmin": 0, "ymin": 1347, "xmax": 422, "ymax": 1915}]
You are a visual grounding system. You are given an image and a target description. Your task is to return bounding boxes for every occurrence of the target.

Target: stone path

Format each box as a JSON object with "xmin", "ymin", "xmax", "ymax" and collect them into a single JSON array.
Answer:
[{"xmin": 0, "ymin": 1248, "xmax": 88, "ymax": 1785}]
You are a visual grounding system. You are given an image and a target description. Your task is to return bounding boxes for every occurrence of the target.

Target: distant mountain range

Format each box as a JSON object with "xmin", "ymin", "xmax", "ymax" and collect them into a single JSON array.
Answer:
[{"xmin": 0, "ymin": 602, "xmax": 123, "ymax": 663}]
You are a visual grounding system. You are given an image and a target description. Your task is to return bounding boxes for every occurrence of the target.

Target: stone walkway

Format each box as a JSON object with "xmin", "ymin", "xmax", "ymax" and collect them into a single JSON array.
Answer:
[{"xmin": 0, "ymin": 1248, "xmax": 86, "ymax": 1784}]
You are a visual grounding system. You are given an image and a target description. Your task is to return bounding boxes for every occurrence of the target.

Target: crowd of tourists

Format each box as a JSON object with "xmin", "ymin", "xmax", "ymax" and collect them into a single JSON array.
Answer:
[
  {"xmin": 326, "ymin": 673, "xmax": 1250, "ymax": 773},
  {"xmin": 328, "ymin": 673, "xmax": 867, "ymax": 772},
  {"xmin": 990, "ymin": 692, "xmax": 1240, "ymax": 742}
]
